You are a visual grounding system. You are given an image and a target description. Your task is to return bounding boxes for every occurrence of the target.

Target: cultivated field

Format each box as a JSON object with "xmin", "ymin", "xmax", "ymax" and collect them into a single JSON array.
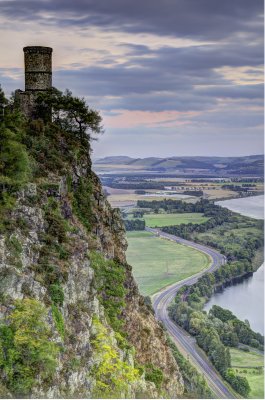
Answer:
[
  {"xmin": 129, "ymin": 212, "xmax": 209, "ymax": 227},
  {"xmin": 126, "ymin": 230, "xmax": 210, "ymax": 295},
  {"xmin": 106, "ymin": 188, "xmax": 195, "ymax": 207},
  {"xmin": 230, "ymin": 348, "xmax": 264, "ymax": 399}
]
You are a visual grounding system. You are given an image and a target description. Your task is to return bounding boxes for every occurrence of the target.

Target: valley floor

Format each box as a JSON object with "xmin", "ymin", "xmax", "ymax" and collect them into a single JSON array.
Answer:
[{"xmin": 126, "ymin": 230, "xmax": 210, "ymax": 295}]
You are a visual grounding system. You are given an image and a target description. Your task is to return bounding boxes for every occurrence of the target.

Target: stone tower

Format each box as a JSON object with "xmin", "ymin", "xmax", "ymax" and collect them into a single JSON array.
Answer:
[{"xmin": 15, "ymin": 46, "xmax": 53, "ymax": 117}]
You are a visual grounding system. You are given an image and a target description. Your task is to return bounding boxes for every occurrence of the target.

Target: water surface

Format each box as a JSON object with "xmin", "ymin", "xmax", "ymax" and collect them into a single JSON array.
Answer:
[
  {"xmin": 215, "ymin": 195, "xmax": 264, "ymax": 219},
  {"xmin": 204, "ymin": 195, "xmax": 264, "ymax": 334},
  {"xmin": 204, "ymin": 264, "xmax": 264, "ymax": 334}
]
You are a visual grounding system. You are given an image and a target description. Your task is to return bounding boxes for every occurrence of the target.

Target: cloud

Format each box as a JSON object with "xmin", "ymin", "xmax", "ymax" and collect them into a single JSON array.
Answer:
[
  {"xmin": 0, "ymin": 0, "xmax": 263, "ymax": 40},
  {"xmin": 0, "ymin": 0, "xmax": 263, "ymax": 157}
]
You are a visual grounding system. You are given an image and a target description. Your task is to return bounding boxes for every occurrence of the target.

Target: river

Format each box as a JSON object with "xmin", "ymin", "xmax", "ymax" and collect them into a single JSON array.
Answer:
[
  {"xmin": 215, "ymin": 194, "xmax": 264, "ymax": 220},
  {"xmin": 204, "ymin": 195, "xmax": 264, "ymax": 334}
]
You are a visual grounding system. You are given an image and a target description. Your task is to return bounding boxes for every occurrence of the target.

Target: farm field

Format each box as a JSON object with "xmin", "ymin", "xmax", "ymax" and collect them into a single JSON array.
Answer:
[
  {"xmin": 129, "ymin": 212, "xmax": 209, "ymax": 227},
  {"xmin": 230, "ymin": 348, "xmax": 264, "ymax": 399},
  {"xmin": 126, "ymin": 230, "xmax": 210, "ymax": 295},
  {"xmin": 106, "ymin": 191, "xmax": 195, "ymax": 207}
]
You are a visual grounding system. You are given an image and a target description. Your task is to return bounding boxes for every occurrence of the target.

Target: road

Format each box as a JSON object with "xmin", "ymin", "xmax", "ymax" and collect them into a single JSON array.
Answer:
[{"xmin": 147, "ymin": 227, "xmax": 236, "ymax": 399}]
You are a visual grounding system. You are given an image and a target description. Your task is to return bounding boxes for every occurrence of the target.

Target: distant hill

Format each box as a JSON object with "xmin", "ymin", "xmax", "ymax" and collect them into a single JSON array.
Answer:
[
  {"xmin": 95, "ymin": 156, "xmax": 136, "ymax": 164},
  {"xmin": 94, "ymin": 155, "xmax": 264, "ymax": 176}
]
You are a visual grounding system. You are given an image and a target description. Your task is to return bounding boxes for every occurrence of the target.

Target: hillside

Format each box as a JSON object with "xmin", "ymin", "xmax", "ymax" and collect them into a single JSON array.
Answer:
[
  {"xmin": 0, "ymin": 87, "xmax": 184, "ymax": 398},
  {"xmin": 95, "ymin": 155, "xmax": 264, "ymax": 176}
]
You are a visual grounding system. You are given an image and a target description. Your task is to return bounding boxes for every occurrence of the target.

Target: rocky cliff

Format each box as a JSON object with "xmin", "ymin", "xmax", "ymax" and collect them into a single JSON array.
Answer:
[{"xmin": 0, "ymin": 93, "xmax": 184, "ymax": 398}]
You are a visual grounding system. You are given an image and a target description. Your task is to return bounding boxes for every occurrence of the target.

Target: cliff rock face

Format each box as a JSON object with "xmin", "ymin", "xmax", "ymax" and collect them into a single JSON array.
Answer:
[
  {"xmin": 0, "ymin": 134, "xmax": 183, "ymax": 398},
  {"xmin": 91, "ymin": 173, "xmax": 184, "ymax": 396}
]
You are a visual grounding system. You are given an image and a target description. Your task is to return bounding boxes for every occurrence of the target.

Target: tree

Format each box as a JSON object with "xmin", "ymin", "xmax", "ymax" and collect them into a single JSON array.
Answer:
[
  {"xmin": 225, "ymin": 369, "xmax": 250, "ymax": 397},
  {"xmin": 0, "ymin": 85, "xmax": 8, "ymax": 121},
  {"xmin": 209, "ymin": 305, "xmax": 236, "ymax": 323},
  {"xmin": 133, "ymin": 211, "xmax": 144, "ymax": 218},
  {"xmin": 35, "ymin": 87, "xmax": 103, "ymax": 143}
]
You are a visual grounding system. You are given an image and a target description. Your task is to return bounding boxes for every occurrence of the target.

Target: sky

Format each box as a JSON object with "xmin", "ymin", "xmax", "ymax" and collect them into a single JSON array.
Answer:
[{"xmin": 0, "ymin": 0, "xmax": 264, "ymax": 158}]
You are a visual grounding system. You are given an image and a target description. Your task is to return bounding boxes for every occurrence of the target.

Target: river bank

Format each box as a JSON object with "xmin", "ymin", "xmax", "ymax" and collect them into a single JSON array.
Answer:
[
  {"xmin": 204, "ymin": 264, "xmax": 264, "ymax": 334},
  {"xmin": 205, "ymin": 194, "xmax": 264, "ymax": 334}
]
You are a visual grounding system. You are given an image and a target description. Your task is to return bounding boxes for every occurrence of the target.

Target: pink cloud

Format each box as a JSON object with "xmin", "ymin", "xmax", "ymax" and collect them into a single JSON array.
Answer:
[{"xmin": 103, "ymin": 109, "xmax": 200, "ymax": 129}]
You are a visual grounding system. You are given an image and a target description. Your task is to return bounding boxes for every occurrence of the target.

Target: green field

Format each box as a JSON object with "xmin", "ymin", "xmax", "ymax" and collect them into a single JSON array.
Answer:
[
  {"xmin": 126, "ymin": 231, "xmax": 210, "ymax": 295},
  {"xmin": 129, "ymin": 212, "xmax": 209, "ymax": 227},
  {"xmin": 230, "ymin": 348, "xmax": 264, "ymax": 399}
]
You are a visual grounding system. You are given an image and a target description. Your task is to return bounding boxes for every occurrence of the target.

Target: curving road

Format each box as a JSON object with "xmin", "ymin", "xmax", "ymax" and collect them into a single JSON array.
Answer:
[{"xmin": 147, "ymin": 227, "xmax": 237, "ymax": 399}]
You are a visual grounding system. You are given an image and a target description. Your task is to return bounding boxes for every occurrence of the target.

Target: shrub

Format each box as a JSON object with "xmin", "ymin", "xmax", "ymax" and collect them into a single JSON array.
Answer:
[
  {"xmin": 49, "ymin": 283, "xmax": 64, "ymax": 306},
  {"xmin": 145, "ymin": 363, "xmax": 164, "ymax": 389},
  {"xmin": 91, "ymin": 316, "xmax": 139, "ymax": 398},
  {"xmin": 51, "ymin": 303, "xmax": 65, "ymax": 339},
  {"xmin": 90, "ymin": 252, "xmax": 126, "ymax": 334},
  {"xmin": 44, "ymin": 199, "xmax": 68, "ymax": 243},
  {"xmin": 0, "ymin": 299, "xmax": 59, "ymax": 396},
  {"xmin": 71, "ymin": 177, "xmax": 92, "ymax": 232},
  {"xmin": 224, "ymin": 369, "xmax": 250, "ymax": 397},
  {"xmin": 0, "ymin": 126, "xmax": 30, "ymax": 185},
  {"xmin": 0, "ymin": 191, "xmax": 16, "ymax": 233}
]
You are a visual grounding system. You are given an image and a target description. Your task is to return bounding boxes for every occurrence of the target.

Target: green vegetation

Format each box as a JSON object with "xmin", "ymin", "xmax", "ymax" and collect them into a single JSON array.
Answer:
[
  {"xmin": 140, "ymin": 212, "xmax": 208, "ymax": 227},
  {"xmin": 167, "ymin": 337, "xmax": 212, "ymax": 398},
  {"xmin": 149, "ymin": 197, "xmax": 264, "ymax": 396},
  {"xmin": 0, "ymin": 91, "xmax": 30, "ymax": 185},
  {"xmin": 69, "ymin": 175, "xmax": 93, "ymax": 232},
  {"xmin": 224, "ymin": 368, "xmax": 250, "ymax": 396},
  {"xmin": 49, "ymin": 283, "xmax": 64, "ymax": 306},
  {"xmin": 5, "ymin": 235, "xmax": 23, "ymax": 268},
  {"xmin": 0, "ymin": 84, "xmax": 104, "ymax": 349},
  {"xmin": 230, "ymin": 347, "xmax": 264, "ymax": 367},
  {"xmin": 126, "ymin": 231, "xmax": 210, "ymax": 295},
  {"xmin": 0, "ymin": 192, "xmax": 17, "ymax": 234},
  {"xmin": 126, "ymin": 230, "xmax": 151, "ymax": 238},
  {"xmin": 144, "ymin": 363, "xmax": 164, "ymax": 389},
  {"xmin": 0, "ymin": 86, "xmax": 102, "ymax": 234},
  {"xmin": 138, "ymin": 199, "xmax": 234, "ymax": 237},
  {"xmin": 124, "ymin": 218, "xmax": 145, "ymax": 231},
  {"xmin": 51, "ymin": 304, "xmax": 65, "ymax": 339},
  {"xmin": 32, "ymin": 197, "xmax": 71, "ymax": 289},
  {"xmin": 0, "ymin": 299, "xmax": 59, "ymax": 397},
  {"xmin": 44, "ymin": 198, "xmax": 69, "ymax": 243},
  {"xmin": 237, "ymin": 369, "xmax": 264, "ymax": 399},
  {"xmin": 137, "ymin": 198, "xmax": 226, "ymax": 214},
  {"xmin": 1, "ymin": 86, "xmax": 102, "ymax": 182},
  {"xmin": 5, "ymin": 236, "xmax": 22, "ymax": 255},
  {"xmin": 91, "ymin": 316, "xmax": 139, "ymax": 399},
  {"xmin": 169, "ymin": 300, "xmax": 263, "ymax": 396},
  {"xmin": 0, "ymin": 88, "xmax": 30, "ymax": 233},
  {"xmin": 193, "ymin": 216, "xmax": 264, "ymax": 263},
  {"xmin": 152, "ymin": 200, "xmax": 263, "ymax": 265},
  {"xmin": 90, "ymin": 252, "xmax": 126, "ymax": 335},
  {"xmin": 35, "ymin": 87, "xmax": 103, "ymax": 140}
]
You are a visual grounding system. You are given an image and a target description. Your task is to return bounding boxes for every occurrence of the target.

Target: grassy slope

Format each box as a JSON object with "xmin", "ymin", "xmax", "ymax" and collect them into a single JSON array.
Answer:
[
  {"xmin": 230, "ymin": 348, "xmax": 264, "ymax": 399},
  {"xmin": 126, "ymin": 231, "xmax": 210, "ymax": 295},
  {"xmin": 230, "ymin": 348, "xmax": 264, "ymax": 367}
]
